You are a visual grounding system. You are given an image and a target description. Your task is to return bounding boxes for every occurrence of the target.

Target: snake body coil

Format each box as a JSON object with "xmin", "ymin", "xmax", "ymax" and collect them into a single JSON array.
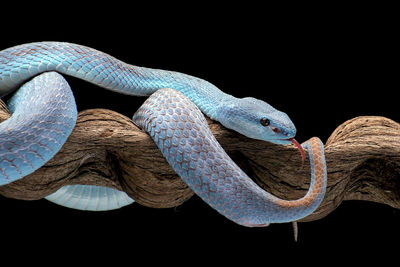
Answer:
[{"xmin": 0, "ymin": 42, "xmax": 327, "ymax": 225}]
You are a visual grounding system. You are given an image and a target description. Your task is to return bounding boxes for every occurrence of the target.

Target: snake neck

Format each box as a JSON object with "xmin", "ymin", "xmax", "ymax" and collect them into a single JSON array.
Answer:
[{"xmin": 139, "ymin": 67, "xmax": 235, "ymax": 121}]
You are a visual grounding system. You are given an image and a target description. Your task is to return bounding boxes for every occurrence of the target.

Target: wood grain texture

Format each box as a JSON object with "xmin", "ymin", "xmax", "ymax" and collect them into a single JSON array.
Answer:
[{"xmin": 1, "ymin": 99, "xmax": 399, "ymax": 221}]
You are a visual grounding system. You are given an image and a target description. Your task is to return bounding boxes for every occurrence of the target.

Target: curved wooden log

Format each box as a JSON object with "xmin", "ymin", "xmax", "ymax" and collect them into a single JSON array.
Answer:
[{"xmin": 1, "ymin": 99, "xmax": 399, "ymax": 222}]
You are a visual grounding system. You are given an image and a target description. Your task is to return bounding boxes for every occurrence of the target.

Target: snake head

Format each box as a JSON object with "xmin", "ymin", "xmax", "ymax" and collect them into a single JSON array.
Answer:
[{"xmin": 216, "ymin": 97, "xmax": 296, "ymax": 145}]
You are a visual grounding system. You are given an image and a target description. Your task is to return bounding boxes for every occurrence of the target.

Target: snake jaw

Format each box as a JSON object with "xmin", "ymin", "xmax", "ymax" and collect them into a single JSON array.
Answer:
[{"xmin": 289, "ymin": 138, "xmax": 306, "ymax": 164}]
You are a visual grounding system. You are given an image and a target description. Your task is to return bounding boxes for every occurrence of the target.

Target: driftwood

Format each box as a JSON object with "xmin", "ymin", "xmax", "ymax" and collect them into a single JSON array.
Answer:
[{"xmin": 0, "ymin": 99, "xmax": 399, "ymax": 222}]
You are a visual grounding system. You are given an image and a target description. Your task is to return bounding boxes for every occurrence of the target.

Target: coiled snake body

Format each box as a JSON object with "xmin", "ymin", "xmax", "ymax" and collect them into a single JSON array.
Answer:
[{"xmin": 0, "ymin": 42, "xmax": 327, "ymax": 226}]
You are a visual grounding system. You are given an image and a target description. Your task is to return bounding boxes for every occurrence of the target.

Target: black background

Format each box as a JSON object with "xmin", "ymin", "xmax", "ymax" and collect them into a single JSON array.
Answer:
[{"xmin": 0, "ymin": 3, "xmax": 398, "ymax": 262}]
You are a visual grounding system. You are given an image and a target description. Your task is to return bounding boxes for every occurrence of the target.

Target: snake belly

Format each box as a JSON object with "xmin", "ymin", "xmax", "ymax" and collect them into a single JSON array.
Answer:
[{"xmin": 0, "ymin": 42, "xmax": 327, "ymax": 224}]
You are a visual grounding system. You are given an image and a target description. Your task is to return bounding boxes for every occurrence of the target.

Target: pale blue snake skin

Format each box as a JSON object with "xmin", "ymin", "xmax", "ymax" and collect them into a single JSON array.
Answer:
[
  {"xmin": 0, "ymin": 42, "xmax": 327, "ymax": 226},
  {"xmin": 45, "ymin": 184, "xmax": 134, "ymax": 211}
]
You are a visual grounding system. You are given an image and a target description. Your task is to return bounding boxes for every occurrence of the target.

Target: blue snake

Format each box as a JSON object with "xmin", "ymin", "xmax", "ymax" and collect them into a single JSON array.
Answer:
[{"xmin": 0, "ymin": 42, "xmax": 327, "ymax": 226}]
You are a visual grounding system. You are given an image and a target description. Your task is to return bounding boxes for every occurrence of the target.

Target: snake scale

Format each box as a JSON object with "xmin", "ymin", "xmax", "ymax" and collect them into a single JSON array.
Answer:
[{"xmin": 0, "ymin": 42, "xmax": 327, "ymax": 226}]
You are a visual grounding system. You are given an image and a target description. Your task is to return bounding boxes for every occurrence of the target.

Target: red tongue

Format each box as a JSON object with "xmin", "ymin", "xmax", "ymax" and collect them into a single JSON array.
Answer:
[{"xmin": 289, "ymin": 138, "xmax": 306, "ymax": 164}]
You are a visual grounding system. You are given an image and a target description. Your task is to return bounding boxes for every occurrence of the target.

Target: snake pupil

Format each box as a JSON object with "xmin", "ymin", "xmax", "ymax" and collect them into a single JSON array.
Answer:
[{"xmin": 260, "ymin": 118, "xmax": 270, "ymax": 126}]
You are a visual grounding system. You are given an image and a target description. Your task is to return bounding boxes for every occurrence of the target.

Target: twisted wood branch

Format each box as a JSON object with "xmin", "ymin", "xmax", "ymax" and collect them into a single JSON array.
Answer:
[{"xmin": 1, "ymin": 99, "xmax": 399, "ymax": 222}]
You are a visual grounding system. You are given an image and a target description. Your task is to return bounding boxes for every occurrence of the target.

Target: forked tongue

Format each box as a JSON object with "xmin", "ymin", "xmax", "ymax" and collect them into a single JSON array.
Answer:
[{"xmin": 289, "ymin": 138, "xmax": 306, "ymax": 164}]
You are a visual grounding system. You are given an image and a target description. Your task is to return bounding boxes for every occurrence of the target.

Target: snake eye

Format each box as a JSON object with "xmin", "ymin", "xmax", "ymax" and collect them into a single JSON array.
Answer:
[{"xmin": 260, "ymin": 118, "xmax": 270, "ymax": 127}]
